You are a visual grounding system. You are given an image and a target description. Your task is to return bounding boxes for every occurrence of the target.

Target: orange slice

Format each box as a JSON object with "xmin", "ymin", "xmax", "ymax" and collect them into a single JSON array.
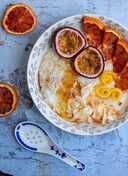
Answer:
[
  {"xmin": 0, "ymin": 83, "xmax": 19, "ymax": 117},
  {"xmin": 82, "ymin": 16, "xmax": 105, "ymax": 30},
  {"xmin": 117, "ymin": 39, "xmax": 128, "ymax": 51},
  {"xmin": 113, "ymin": 39, "xmax": 128, "ymax": 73},
  {"xmin": 115, "ymin": 63, "xmax": 128, "ymax": 90},
  {"xmin": 2, "ymin": 3, "xmax": 37, "ymax": 35},
  {"xmin": 82, "ymin": 16, "xmax": 105, "ymax": 48},
  {"xmin": 115, "ymin": 77, "xmax": 128, "ymax": 90},
  {"xmin": 102, "ymin": 28, "xmax": 120, "ymax": 61}
]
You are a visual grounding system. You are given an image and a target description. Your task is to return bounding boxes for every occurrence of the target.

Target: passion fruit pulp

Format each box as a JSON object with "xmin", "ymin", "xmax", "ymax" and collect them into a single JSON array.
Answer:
[
  {"xmin": 54, "ymin": 27, "xmax": 86, "ymax": 58},
  {"xmin": 74, "ymin": 46, "xmax": 104, "ymax": 78}
]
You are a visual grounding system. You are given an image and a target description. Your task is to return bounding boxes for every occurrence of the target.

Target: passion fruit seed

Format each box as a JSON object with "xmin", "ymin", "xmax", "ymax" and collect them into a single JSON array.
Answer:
[
  {"xmin": 54, "ymin": 27, "xmax": 86, "ymax": 58},
  {"xmin": 74, "ymin": 46, "xmax": 104, "ymax": 78}
]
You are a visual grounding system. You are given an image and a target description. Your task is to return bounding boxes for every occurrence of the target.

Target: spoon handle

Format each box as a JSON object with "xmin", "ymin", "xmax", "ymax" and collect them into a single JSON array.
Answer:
[{"xmin": 47, "ymin": 144, "xmax": 86, "ymax": 171}]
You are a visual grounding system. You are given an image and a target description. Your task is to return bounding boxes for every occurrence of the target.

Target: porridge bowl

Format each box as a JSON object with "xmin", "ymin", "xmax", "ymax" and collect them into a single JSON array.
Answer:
[{"xmin": 27, "ymin": 14, "xmax": 128, "ymax": 135}]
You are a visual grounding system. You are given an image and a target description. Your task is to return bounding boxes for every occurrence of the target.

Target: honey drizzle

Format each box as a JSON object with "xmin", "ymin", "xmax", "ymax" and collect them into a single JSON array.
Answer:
[{"xmin": 56, "ymin": 67, "xmax": 78, "ymax": 120}]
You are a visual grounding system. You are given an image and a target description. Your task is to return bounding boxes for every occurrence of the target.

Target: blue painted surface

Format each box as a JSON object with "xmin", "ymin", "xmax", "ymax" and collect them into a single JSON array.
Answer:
[{"xmin": 0, "ymin": 0, "xmax": 128, "ymax": 175}]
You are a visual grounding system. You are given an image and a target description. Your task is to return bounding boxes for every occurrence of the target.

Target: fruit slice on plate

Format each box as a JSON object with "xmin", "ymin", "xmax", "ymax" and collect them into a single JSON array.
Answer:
[
  {"xmin": 112, "ymin": 39, "xmax": 128, "ymax": 73},
  {"xmin": 115, "ymin": 63, "xmax": 128, "ymax": 90},
  {"xmin": 0, "ymin": 83, "xmax": 19, "ymax": 117},
  {"xmin": 101, "ymin": 28, "xmax": 119, "ymax": 61},
  {"xmin": 54, "ymin": 27, "xmax": 86, "ymax": 58},
  {"xmin": 115, "ymin": 77, "xmax": 128, "ymax": 91},
  {"xmin": 2, "ymin": 3, "xmax": 37, "ymax": 35},
  {"xmin": 95, "ymin": 84, "xmax": 111, "ymax": 98},
  {"xmin": 74, "ymin": 46, "xmax": 104, "ymax": 78},
  {"xmin": 100, "ymin": 71, "xmax": 114, "ymax": 85},
  {"xmin": 82, "ymin": 16, "xmax": 105, "ymax": 48},
  {"xmin": 111, "ymin": 88, "xmax": 122, "ymax": 101}
]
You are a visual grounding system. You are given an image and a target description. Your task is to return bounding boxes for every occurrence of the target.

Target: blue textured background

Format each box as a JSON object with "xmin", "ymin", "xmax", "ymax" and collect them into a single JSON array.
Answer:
[{"xmin": 0, "ymin": 0, "xmax": 128, "ymax": 176}]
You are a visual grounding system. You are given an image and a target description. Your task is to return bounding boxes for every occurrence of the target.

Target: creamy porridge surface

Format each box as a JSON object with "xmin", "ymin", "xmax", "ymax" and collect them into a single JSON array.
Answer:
[{"xmin": 39, "ymin": 49, "xmax": 128, "ymax": 124}]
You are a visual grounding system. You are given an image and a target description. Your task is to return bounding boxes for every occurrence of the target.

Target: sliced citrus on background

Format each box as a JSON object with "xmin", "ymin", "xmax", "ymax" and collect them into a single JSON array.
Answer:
[
  {"xmin": 111, "ymin": 88, "xmax": 122, "ymax": 101},
  {"xmin": 82, "ymin": 16, "xmax": 105, "ymax": 48},
  {"xmin": 2, "ymin": 3, "xmax": 37, "ymax": 35},
  {"xmin": 0, "ymin": 83, "xmax": 19, "ymax": 117}
]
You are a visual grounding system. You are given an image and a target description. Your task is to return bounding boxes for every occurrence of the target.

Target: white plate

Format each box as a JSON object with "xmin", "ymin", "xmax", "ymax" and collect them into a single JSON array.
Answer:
[{"xmin": 27, "ymin": 14, "xmax": 128, "ymax": 135}]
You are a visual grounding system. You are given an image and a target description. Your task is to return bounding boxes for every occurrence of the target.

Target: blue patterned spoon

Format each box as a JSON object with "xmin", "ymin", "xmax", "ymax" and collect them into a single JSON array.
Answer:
[{"xmin": 15, "ymin": 121, "xmax": 86, "ymax": 171}]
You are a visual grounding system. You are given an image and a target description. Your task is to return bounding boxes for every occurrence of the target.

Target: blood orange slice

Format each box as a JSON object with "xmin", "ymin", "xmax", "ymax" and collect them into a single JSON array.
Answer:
[
  {"xmin": 0, "ymin": 83, "xmax": 19, "ymax": 117},
  {"xmin": 82, "ymin": 16, "xmax": 105, "ymax": 48},
  {"xmin": 113, "ymin": 39, "xmax": 128, "ymax": 73},
  {"xmin": 102, "ymin": 28, "xmax": 120, "ymax": 61},
  {"xmin": 2, "ymin": 3, "xmax": 37, "ymax": 35},
  {"xmin": 115, "ymin": 79, "xmax": 128, "ymax": 90}
]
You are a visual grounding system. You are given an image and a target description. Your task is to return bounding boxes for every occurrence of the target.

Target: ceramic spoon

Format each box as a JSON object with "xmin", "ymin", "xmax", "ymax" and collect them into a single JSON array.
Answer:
[{"xmin": 15, "ymin": 121, "xmax": 86, "ymax": 171}]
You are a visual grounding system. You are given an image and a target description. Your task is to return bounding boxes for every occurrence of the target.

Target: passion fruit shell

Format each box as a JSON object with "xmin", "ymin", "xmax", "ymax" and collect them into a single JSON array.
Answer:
[
  {"xmin": 53, "ymin": 27, "xmax": 86, "ymax": 58},
  {"xmin": 74, "ymin": 46, "xmax": 104, "ymax": 78}
]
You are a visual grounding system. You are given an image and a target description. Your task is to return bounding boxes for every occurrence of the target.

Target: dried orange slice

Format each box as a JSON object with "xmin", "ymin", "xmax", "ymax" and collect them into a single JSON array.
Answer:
[
  {"xmin": 2, "ymin": 3, "xmax": 37, "ymax": 35},
  {"xmin": 82, "ymin": 16, "xmax": 105, "ymax": 48},
  {"xmin": 113, "ymin": 39, "xmax": 128, "ymax": 73},
  {"xmin": 102, "ymin": 28, "xmax": 120, "ymax": 61},
  {"xmin": 0, "ymin": 83, "xmax": 19, "ymax": 117}
]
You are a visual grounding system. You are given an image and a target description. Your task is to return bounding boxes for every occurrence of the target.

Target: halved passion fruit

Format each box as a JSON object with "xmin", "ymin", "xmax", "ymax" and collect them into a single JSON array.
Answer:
[
  {"xmin": 74, "ymin": 46, "xmax": 104, "ymax": 78},
  {"xmin": 54, "ymin": 27, "xmax": 86, "ymax": 58},
  {"xmin": 0, "ymin": 83, "xmax": 19, "ymax": 117},
  {"xmin": 2, "ymin": 3, "xmax": 37, "ymax": 35},
  {"xmin": 82, "ymin": 16, "xmax": 105, "ymax": 48}
]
